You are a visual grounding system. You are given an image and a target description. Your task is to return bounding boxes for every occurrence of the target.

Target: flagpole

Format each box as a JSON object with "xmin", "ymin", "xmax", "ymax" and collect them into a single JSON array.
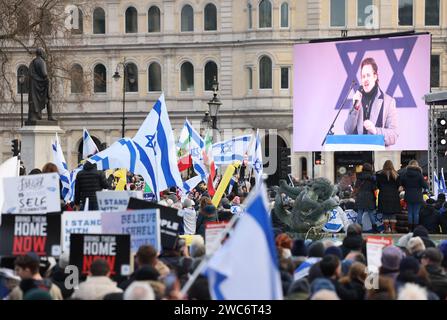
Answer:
[{"xmin": 180, "ymin": 213, "xmax": 239, "ymax": 297}]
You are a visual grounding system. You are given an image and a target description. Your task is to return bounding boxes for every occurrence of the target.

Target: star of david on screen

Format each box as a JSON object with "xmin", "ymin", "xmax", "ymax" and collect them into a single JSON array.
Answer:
[{"xmin": 293, "ymin": 34, "xmax": 430, "ymax": 152}]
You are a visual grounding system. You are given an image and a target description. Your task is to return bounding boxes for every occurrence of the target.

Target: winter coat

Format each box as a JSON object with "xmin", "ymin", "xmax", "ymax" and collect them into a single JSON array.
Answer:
[
  {"xmin": 425, "ymin": 265, "xmax": 447, "ymax": 300},
  {"xmin": 375, "ymin": 171, "xmax": 401, "ymax": 214},
  {"xmin": 354, "ymin": 172, "xmax": 377, "ymax": 210},
  {"xmin": 179, "ymin": 208, "xmax": 197, "ymax": 235},
  {"xmin": 8, "ymin": 279, "xmax": 63, "ymax": 300},
  {"xmin": 74, "ymin": 162, "xmax": 110, "ymax": 209},
  {"xmin": 419, "ymin": 203, "xmax": 441, "ymax": 234},
  {"xmin": 340, "ymin": 234, "xmax": 365, "ymax": 258},
  {"xmin": 196, "ymin": 213, "xmax": 218, "ymax": 238},
  {"xmin": 400, "ymin": 166, "xmax": 428, "ymax": 204},
  {"xmin": 71, "ymin": 276, "xmax": 122, "ymax": 300}
]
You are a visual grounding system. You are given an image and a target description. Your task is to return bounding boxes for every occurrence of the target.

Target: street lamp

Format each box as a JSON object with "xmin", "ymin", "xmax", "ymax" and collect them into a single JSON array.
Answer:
[
  {"xmin": 113, "ymin": 59, "xmax": 136, "ymax": 138},
  {"xmin": 18, "ymin": 73, "xmax": 25, "ymax": 127}
]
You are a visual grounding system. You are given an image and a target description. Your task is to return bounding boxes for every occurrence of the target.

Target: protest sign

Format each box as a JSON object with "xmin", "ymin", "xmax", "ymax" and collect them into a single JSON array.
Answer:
[
  {"xmin": 61, "ymin": 211, "xmax": 102, "ymax": 252},
  {"xmin": 0, "ymin": 213, "xmax": 61, "ymax": 257},
  {"xmin": 101, "ymin": 209, "xmax": 160, "ymax": 253},
  {"xmin": 366, "ymin": 236, "xmax": 393, "ymax": 271},
  {"xmin": 2, "ymin": 173, "xmax": 60, "ymax": 214},
  {"xmin": 127, "ymin": 198, "xmax": 182, "ymax": 250},
  {"xmin": 96, "ymin": 190, "xmax": 143, "ymax": 212},
  {"xmin": 69, "ymin": 233, "xmax": 130, "ymax": 276},
  {"xmin": 205, "ymin": 221, "xmax": 229, "ymax": 255}
]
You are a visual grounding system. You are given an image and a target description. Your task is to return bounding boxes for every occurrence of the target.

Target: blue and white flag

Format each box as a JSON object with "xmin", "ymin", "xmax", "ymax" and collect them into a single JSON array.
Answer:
[
  {"xmin": 212, "ymin": 135, "xmax": 252, "ymax": 165},
  {"xmin": 441, "ymin": 168, "xmax": 447, "ymax": 193},
  {"xmin": 249, "ymin": 129, "xmax": 263, "ymax": 188},
  {"xmin": 183, "ymin": 175, "xmax": 203, "ymax": 193},
  {"xmin": 205, "ymin": 183, "xmax": 283, "ymax": 300},
  {"xmin": 293, "ymin": 257, "xmax": 321, "ymax": 281},
  {"xmin": 89, "ymin": 138, "xmax": 157, "ymax": 195},
  {"xmin": 178, "ymin": 119, "xmax": 208, "ymax": 180},
  {"xmin": 433, "ymin": 171, "xmax": 440, "ymax": 199},
  {"xmin": 133, "ymin": 93, "xmax": 183, "ymax": 198},
  {"xmin": 51, "ymin": 133, "xmax": 71, "ymax": 202},
  {"xmin": 82, "ymin": 128, "xmax": 99, "ymax": 160},
  {"xmin": 227, "ymin": 176, "xmax": 236, "ymax": 194}
]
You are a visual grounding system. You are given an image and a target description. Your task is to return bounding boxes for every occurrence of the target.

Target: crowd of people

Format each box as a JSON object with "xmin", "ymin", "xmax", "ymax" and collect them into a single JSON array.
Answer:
[{"xmin": 1, "ymin": 158, "xmax": 446, "ymax": 300}]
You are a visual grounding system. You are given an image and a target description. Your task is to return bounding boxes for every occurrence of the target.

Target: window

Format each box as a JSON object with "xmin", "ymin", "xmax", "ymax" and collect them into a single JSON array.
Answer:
[
  {"xmin": 125, "ymin": 7, "xmax": 138, "ymax": 33},
  {"xmin": 431, "ymin": 55, "xmax": 440, "ymax": 88},
  {"xmin": 94, "ymin": 64, "xmax": 107, "ymax": 93},
  {"xmin": 181, "ymin": 62, "xmax": 194, "ymax": 92},
  {"xmin": 71, "ymin": 7, "xmax": 83, "ymax": 34},
  {"xmin": 17, "ymin": 65, "xmax": 29, "ymax": 94},
  {"xmin": 425, "ymin": 0, "xmax": 440, "ymax": 26},
  {"xmin": 93, "ymin": 7, "xmax": 106, "ymax": 34},
  {"xmin": 281, "ymin": 67, "xmax": 289, "ymax": 89},
  {"xmin": 181, "ymin": 5, "xmax": 194, "ymax": 32},
  {"xmin": 280, "ymin": 3, "xmax": 289, "ymax": 28},
  {"xmin": 259, "ymin": 56, "xmax": 272, "ymax": 89},
  {"xmin": 70, "ymin": 64, "xmax": 84, "ymax": 93},
  {"xmin": 248, "ymin": 3, "xmax": 253, "ymax": 29},
  {"xmin": 331, "ymin": 0, "xmax": 346, "ymax": 27},
  {"xmin": 204, "ymin": 3, "xmax": 217, "ymax": 31},
  {"xmin": 204, "ymin": 61, "xmax": 218, "ymax": 91},
  {"xmin": 398, "ymin": 0, "xmax": 413, "ymax": 26},
  {"xmin": 357, "ymin": 0, "xmax": 372, "ymax": 26},
  {"xmin": 148, "ymin": 6, "xmax": 161, "ymax": 32},
  {"xmin": 259, "ymin": 0, "xmax": 272, "ymax": 28},
  {"xmin": 247, "ymin": 67, "xmax": 253, "ymax": 90},
  {"xmin": 125, "ymin": 63, "xmax": 138, "ymax": 92},
  {"xmin": 148, "ymin": 62, "xmax": 162, "ymax": 92}
]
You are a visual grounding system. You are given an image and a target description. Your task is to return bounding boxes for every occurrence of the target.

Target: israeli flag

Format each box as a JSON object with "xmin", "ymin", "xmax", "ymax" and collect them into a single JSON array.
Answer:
[
  {"xmin": 434, "ymin": 170, "xmax": 440, "ymax": 199},
  {"xmin": 441, "ymin": 168, "xmax": 446, "ymax": 193},
  {"xmin": 82, "ymin": 128, "xmax": 99, "ymax": 160},
  {"xmin": 249, "ymin": 129, "xmax": 263, "ymax": 188},
  {"xmin": 293, "ymin": 257, "xmax": 321, "ymax": 281},
  {"xmin": 51, "ymin": 133, "xmax": 71, "ymax": 202},
  {"xmin": 180, "ymin": 119, "xmax": 208, "ymax": 180},
  {"xmin": 89, "ymin": 138, "xmax": 157, "ymax": 195},
  {"xmin": 132, "ymin": 93, "xmax": 183, "ymax": 196},
  {"xmin": 212, "ymin": 135, "xmax": 252, "ymax": 165},
  {"xmin": 205, "ymin": 183, "xmax": 283, "ymax": 300}
]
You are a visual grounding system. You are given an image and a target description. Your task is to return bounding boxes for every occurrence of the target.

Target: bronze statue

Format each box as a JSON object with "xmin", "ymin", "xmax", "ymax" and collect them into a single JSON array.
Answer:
[{"xmin": 27, "ymin": 48, "xmax": 56, "ymax": 123}]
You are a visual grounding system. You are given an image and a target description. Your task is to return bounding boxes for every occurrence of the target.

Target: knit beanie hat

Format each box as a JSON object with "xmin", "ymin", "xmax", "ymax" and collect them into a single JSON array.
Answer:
[{"xmin": 381, "ymin": 246, "xmax": 405, "ymax": 271}]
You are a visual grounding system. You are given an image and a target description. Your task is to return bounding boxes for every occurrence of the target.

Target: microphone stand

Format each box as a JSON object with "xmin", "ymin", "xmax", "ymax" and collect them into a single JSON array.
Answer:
[{"xmin": 321, "ymin": 80, "xmax": 357, "ymax": 146}]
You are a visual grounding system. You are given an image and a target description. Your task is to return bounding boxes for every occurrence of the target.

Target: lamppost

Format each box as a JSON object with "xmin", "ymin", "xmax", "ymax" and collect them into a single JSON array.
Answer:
[
  {"xmin": 113, "ymin": 59, "xmax": 136, "ymax": 138},
  {"xmin": 18, "ymin": 72, "xmax": 25, "ymax": 127},
  {"xmin": 203, "ymin": 76, "xmax": 221, "ymax": 141}
]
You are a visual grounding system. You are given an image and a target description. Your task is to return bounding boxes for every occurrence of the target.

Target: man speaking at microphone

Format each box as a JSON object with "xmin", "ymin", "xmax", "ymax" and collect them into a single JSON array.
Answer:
[{"xmin": 344, "ymin": 57, "xmax": 398, "ymax": 147}]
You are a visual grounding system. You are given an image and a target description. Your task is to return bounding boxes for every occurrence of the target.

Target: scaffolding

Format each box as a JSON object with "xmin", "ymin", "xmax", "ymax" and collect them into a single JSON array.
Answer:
[{"xmin": 425, "ymin": 91, "xmax": 447, "ymax": 192}]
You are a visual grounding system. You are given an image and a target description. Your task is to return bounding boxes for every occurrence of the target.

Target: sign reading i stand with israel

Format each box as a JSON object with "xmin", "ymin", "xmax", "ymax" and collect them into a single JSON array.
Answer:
[
  {"xmin": 205, "ymin": 184, "xmax": 283, "ymax": 300},
  {"xmin": 2, "ymin": 173, "xmax": 61, "ymax": 214},
  {"xmin": 96, "ymin": 190, "xmax": 143, "ymax": 212},
  {"xmin": 61, "ymin": 211, "xmax": 102, "ymax": 252},
  {"xmin": 101, "ymin": 209, "xmax": 160, "ymax": 253}
]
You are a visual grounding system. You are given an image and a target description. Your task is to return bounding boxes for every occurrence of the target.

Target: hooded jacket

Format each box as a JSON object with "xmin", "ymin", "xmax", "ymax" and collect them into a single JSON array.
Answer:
[{"xmin": 74, "ymin": 162, "xmax": 110, "ymax": 209}]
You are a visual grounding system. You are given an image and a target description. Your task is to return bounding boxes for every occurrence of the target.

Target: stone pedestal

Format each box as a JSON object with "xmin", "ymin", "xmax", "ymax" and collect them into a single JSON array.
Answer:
[{"xmin": 19, "ymin": 125, "xmax": 64, "ymax": 173}]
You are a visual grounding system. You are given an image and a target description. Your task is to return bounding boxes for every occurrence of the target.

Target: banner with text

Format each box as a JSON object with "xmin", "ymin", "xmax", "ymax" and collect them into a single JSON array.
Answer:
[
  {"xmin": 2, "ymin": 173, "xmax": 61, "ymax": 214},
  {"xmin": 61, "ymin": 211, "xmax": 102, "ymax": 252},
  {"xmin": 69, "ymin": 233, "xmax": 130, "ymax": 276},
  {"xmin": 96, "ymin": 190, "xmax": 143, "ymax": 212},
  {"xmin": 0, "ymin": 214, "xmax": 61, "ymax": 257}
]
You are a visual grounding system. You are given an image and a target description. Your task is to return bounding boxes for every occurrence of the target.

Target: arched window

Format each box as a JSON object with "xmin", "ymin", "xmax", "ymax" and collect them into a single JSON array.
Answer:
[
  {"xmin": 181, "ymin": 5, "xmax": 194, "ymax": 32},
  {"xmin": 148, "ymin": 6, "xmax": 161, "ymax": 32},
  {"xmin": 280, "ymin": 2, "xmax": 289, "ymax": 28},
  {"xmin": 71, "ymin": 7, "xmax": 84, "ymax": 35},
  {"xmin": 126, "ymin": 7, "xmax": 138, "ymax": 33},
  {"xmin": 93, "ymin": 7, "xmax": 106, "ymax": 34},
  {"xmin": 125, "ymin": 63, "xmax": 138, "ymax": 92},
  {"xmin": 148, "ymin": 62, "xmax": 162, "ymax": 92},
  {"xmin": 204, "ymin": 61, "xmax": 218, "ymax": 91},
  {"xmin": 94, "ymin": 64, "xmax": 107, "ymax": 93},
  {"xmin": 181, "ymin": 62, "xmax": 194, "ymax": 92},
  {"xmin": 204, "ymin": 3, "xmax": 217, "ymax": 31},
  {"xmin": 259, "ymin": 0, "xmax": 272, "ymax": 28},
  {"xmin": 259, "ymin": 56, "xmax": 272, "ymax": 89},
  {"xmin": 71, "ymin": 64, "xmax": 84, "ymax": 93},
  {"xmin": 17, "ymin": 65, "xmax": 29, "ymax": 94}
]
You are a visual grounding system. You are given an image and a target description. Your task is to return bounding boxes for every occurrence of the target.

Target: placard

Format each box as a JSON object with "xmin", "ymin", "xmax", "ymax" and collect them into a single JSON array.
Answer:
[
  {"xmin": 96, "ymin": 190, "xmax": 143, "ymax": 212},
  {"xmin": 366, "ymin": 236, "xmax": 393, "ymax": 271},
  {"xmin": 205, "ymin": 221, "xmax": 229, "ymax": 256},
  {"xmin": 61, "ymin": 211, "xmax": 102, "ymax": 252}
]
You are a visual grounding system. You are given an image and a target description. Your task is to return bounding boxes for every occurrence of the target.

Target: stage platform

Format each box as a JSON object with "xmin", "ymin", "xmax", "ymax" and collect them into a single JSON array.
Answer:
[{"xmin": 324, "ymin": 233, "xmax": 447, "ymax": 245}]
